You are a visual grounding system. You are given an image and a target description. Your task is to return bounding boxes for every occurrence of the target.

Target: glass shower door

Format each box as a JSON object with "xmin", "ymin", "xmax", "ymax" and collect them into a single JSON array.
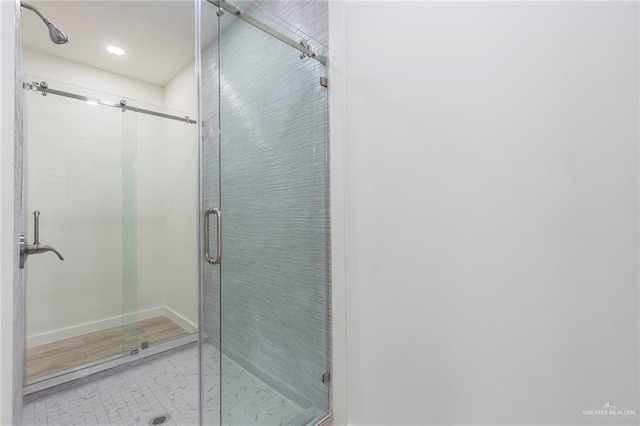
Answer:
[
  {"xmin": 23, "ymin": 77, "xmax": 138, "ymax": 384},
  {"xmin": 215, "ymin": 3, "xmax": 330, "ymax": 424},
  {"xmin": 198, "ymin": 0, "xmax": 222, "ymax": 424}
]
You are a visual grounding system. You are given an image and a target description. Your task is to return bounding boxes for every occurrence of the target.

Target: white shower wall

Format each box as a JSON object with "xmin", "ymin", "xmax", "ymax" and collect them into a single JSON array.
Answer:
[
  {"xmin": 23, "ymin": 49, "xmax": 198, "ymax": 346},
  {"xmin": 162, "ymin": 62, "xmax": 198, "ymax": 330}
]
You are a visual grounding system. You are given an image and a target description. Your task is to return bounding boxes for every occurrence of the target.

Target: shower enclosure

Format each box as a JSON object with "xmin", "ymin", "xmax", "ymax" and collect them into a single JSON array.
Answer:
[
  {"xmin": 198, "ymin": 0, "xmax": 331, "ymax": 424},
  {"xmin": 18, "ymin": 0, "xmax": 331, "ymax": 423},
  {"xmin": 22, "ymin": 77, "xmax": 198, "ymax": 390}
]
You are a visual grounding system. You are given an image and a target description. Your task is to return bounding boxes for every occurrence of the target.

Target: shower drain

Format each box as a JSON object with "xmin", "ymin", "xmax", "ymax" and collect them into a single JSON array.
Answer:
[{"xmin": 149, "ymin": 414, "xmax": 171, "ymax": 425}]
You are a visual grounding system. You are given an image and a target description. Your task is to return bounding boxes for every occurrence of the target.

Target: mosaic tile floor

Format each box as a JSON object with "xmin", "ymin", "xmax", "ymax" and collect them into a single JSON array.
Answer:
[{"xmin": 22, "ymin": 344, "xmax": 311, "ymax": 426}]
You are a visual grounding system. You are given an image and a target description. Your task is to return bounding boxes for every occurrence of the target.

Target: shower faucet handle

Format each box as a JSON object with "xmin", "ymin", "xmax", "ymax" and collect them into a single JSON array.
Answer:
[
  {"xmin": 19, "ymin": 210, "xmax": 64, "ymax": 269},
  {"xmin": 33, "ymin": 210, "xmax": 40, "ymax": 244}
]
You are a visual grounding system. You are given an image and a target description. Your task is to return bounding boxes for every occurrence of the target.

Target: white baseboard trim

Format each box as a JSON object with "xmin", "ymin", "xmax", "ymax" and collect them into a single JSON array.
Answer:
[
  {"xmin": 163, "ymin": 306, "xmax": 197, "ymax": 333},
  {"xmin": 26, "ymin": 306, "xmax": 166, "ymax": 348}
]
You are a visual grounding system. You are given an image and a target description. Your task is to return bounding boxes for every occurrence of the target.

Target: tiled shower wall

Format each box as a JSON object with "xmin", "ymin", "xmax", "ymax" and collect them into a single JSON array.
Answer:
[{"xmin": 200, "ymin": 0, "xmax": 330, "ymax": 414}]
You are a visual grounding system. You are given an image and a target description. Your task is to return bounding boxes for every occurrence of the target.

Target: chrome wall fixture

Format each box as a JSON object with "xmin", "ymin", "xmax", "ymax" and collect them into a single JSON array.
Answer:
[
  {"xmin": 19, "ymin": 211, "xmax": 64, "ymax": 269},
  {"xmin": 24, "ymin": 81, "xmax": 197, "ymax": 124},
  {"xmin": 206, "ymin": 0, "xmax": 327, "ymax": 65}
]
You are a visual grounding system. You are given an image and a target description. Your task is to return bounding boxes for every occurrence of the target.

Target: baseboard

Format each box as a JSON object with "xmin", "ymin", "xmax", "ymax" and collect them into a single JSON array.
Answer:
[
  {"xmin": 163, "ymin": 306, "xmax": 198, "ymax": 333},
  {"xmin": 26, "ymin": 306, "xmax": 166, "ymax": 348}
]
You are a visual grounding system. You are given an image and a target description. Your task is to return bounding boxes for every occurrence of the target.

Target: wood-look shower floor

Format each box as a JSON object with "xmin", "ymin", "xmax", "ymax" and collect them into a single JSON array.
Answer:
[{"xmin": 26, "ymin": 316, "xmax": 189, "ymax": 383}]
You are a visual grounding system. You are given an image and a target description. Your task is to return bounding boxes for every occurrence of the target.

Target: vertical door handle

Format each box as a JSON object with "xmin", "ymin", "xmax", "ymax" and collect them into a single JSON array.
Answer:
[{"xmin": 204, "ymin": 208, "xmax": 222, "ymax": 264}]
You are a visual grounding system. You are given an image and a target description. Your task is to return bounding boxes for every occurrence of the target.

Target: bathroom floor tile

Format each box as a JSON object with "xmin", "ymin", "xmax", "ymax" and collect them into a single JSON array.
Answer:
[{"xmin": 22, "ymin": 344, "xmax": 308, "ymax": 426}]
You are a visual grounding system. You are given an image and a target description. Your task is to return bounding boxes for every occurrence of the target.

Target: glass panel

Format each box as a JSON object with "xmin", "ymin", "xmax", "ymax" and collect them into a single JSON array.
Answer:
[
  {"xmin": 23, "ymin": 76, "xmax": 137, "ymax": 383},
  {"xmin": 134, "ymin": 100, "xmax": 199, "ymax": 349},
  {"xmin": 199, "ymin": 0, "xmax": 222, "ymax": 424},
  {"xmin": 218, "ymin": 3, "xmax": 330, "ymax": 424},
  {"xmin": 122, "ymin": 96, "xmax": 138, "ymax": 355}
]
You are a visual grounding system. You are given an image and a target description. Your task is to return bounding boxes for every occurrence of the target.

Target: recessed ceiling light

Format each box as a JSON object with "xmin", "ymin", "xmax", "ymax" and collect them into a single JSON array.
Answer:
[
  {"xmin": 106, "ymin": 45, "xmax": 125, "ymax": 56},
  {"xmin": 86, "ymin": 100, "xmax": 98, "ymax": 106}
]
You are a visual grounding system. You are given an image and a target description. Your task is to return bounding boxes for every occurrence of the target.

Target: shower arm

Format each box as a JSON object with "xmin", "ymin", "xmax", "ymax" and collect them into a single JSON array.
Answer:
[
  {"xmin": 21, "ymin": 1, "xmax": 68, "ymax": 44},
  {"xmin": 21, "ymin": 2, "xmax": 52, "ymax": 25}
]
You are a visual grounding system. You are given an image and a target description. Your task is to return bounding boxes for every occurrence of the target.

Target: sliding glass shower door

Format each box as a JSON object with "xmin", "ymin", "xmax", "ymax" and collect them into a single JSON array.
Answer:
[
  {"xmin": 200, "ymin": 1, "xmax": 330, "ymax": 424},
  {"xmin": 23, "ymin": 77, "xmax": 139, "ymax": 384},
  {"xmin": 23, "ymin": 76, "xmax": 199, "ymax": 388}
]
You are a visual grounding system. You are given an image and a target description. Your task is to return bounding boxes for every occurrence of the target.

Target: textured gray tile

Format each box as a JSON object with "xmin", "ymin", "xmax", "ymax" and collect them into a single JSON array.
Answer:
[{"xmin": 200, "ymin": 1, "xmax": 331, "ymax": 420}]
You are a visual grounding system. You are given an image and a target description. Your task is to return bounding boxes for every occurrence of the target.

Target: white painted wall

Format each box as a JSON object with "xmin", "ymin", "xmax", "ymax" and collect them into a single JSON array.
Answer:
[
  {"xmin": 22, "ymin": 49, "xmax": 197, "ymax": 345},
  {"xmin": 333, "ymin": 2, "xmax": 639, "ymax": 424},
  {"xmin": 22, "ymin": 49, "xmax": 165, "ymax": 345},
  {"xmin": 162, "ymin": 62, "xmax": 198, "ymax": 329},
  {"xmin": 23, "ymin": 49, "xmax": 165, "ymax": 106},
  {"xmin": 24, "ymin": 83, "xmax": 133, "ymax": 345}
]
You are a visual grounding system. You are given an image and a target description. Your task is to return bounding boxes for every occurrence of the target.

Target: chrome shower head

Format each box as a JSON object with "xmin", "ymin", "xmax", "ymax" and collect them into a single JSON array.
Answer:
[
  {"xmin": 21, "ymin": 2, "xmax": 68, "ymax": 45},
  {"xmin": 46, "ymin": 22, "xmax": 68, "ymax": 45}
]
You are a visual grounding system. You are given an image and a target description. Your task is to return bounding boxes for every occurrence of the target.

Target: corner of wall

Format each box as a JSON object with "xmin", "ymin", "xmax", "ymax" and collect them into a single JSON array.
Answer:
[
  {"xmin": 0, "ymin": 0, "xmax": 21, "ymax": 423},
  {"xmin": 328, "ymin": 1, "xmax": 349, "ymax": 425}
]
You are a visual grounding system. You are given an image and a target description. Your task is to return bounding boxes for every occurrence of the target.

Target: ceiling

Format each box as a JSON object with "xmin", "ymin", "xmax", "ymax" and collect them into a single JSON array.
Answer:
[{"xmin": 22, "ymin": 0, "xmax": 197, "ymax": 86}]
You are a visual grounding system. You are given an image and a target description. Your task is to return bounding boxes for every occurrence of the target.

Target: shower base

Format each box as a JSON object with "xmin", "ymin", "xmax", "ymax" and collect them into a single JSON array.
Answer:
[
  {"xmin": 23, "ymin": 343, "xmax": 327, "ymax": 425},
  {"xmin": 26, "ymin": 316, "xmax": 190, "ymax": 384}
]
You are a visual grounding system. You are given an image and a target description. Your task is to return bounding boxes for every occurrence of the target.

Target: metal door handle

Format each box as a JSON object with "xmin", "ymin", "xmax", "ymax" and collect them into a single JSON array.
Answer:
[{"xmin": 204, "ymin": 208, "xmax": 222, "ymax": 264}]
